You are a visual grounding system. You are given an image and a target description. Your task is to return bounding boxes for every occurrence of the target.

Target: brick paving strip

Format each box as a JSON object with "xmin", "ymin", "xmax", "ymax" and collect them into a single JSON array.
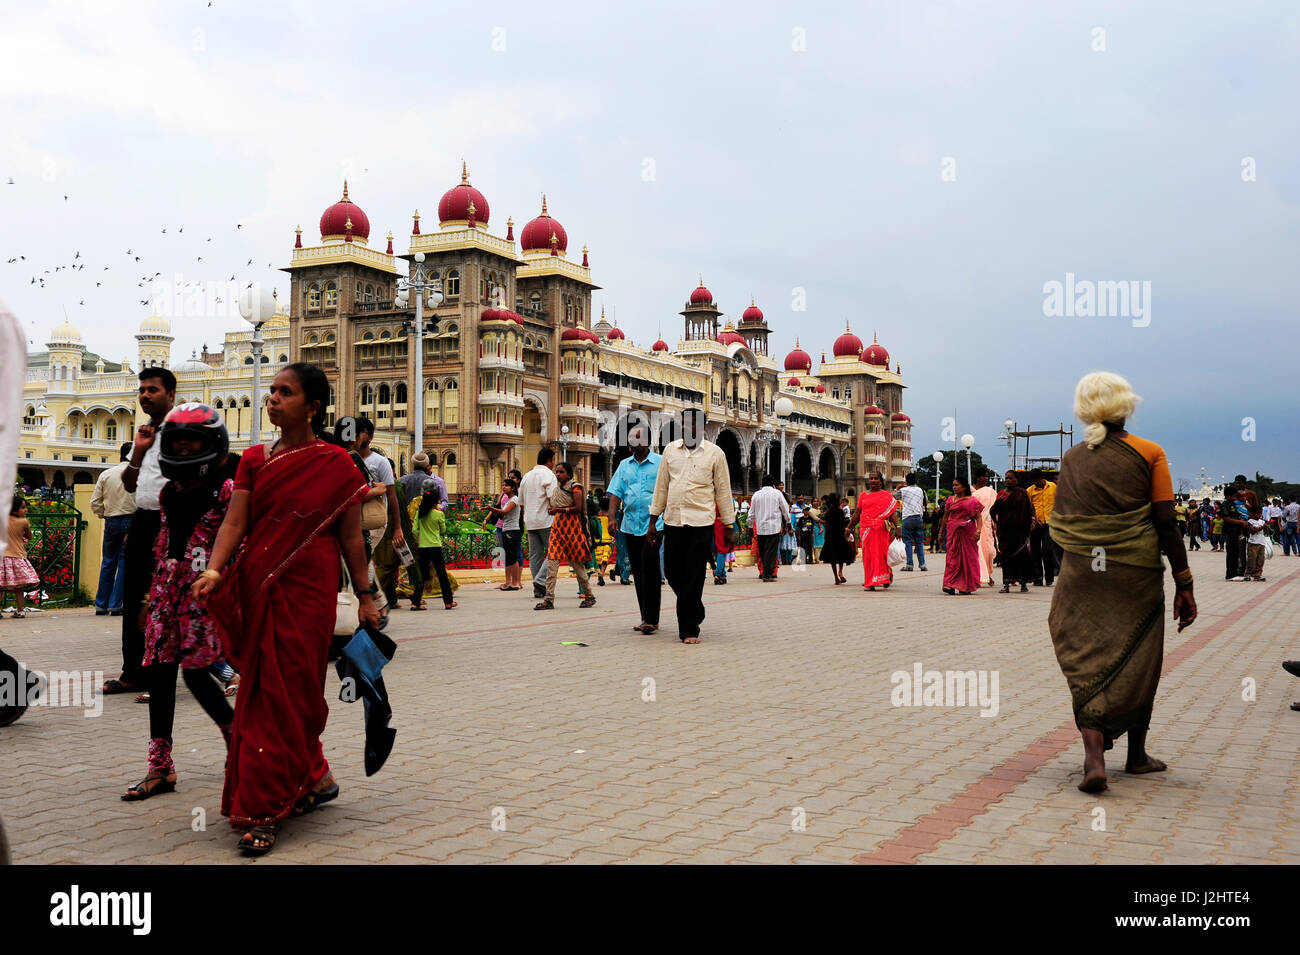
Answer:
[{"xmin": 854, "ymin": 564, "xmax": 1300, "ymax": 865}]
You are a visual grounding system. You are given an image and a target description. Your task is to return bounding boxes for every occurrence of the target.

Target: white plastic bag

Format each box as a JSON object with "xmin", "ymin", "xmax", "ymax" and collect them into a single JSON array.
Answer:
[{"xmin": 887, "ymin": 538, "xmax": 906, "ymax": 567}]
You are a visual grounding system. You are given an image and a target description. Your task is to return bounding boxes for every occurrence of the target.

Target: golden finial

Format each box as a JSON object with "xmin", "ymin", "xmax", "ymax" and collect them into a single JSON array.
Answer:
[
  {"xmin": 345, "ymin": 217, "xmax": 353, "ymax": 230},
  {"xmin": 601, "ymin": 304, "xmax": 606, "ymax": 319},
  {"xmin": 387, "ymin": 230, "xmax": 394, "ymax": 240},
  {"xmin": 468, "ymin": 200, "xmax": 476, "ymax": 216},
  {"xmin": 873, "ymin": 331, "xmax": 879, "ymax": 344},
  {"xmin": 342, "ymin": 180, "xmax": 349, "ymax": 200},
  {"xmin": 295, "ymin": 225, "xmax": 301, "ymax": 235},
  {"xmin": 699, "ymin": 273, "xmax": 704, "ymax": 287},
  {"xmin": 540, "ymin": 194, "xmax": 548, "ymax": 216},
  {"xmin": 845, "ymin": 321, "xmax": 851, "ymax": 332},
  {"xmin": 507, "ymin": 215, "xmax": 514, "ymax": 227},
  {"xmin": 550, "ymin": 231, "xmax": 558, "ymax": 244},
  {"xmin": 461, "ymin": 160, "xmax": 468, "ymax": 183},
  {"xmin": 795, "ymin": 337, "xmax": 801, "ymax": 348}
]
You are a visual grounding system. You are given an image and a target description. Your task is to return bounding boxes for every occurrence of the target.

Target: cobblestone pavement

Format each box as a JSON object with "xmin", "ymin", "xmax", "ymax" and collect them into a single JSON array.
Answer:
[{"xmin": 2, "ymin": 549, "xmax": 1297, "ymax": 864}]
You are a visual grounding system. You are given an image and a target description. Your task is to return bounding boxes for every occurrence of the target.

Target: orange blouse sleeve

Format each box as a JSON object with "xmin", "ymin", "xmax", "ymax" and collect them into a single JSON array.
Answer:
[{"xmin": 1122, "ymin": 434, "xmax": 1173, "ymax": 503}]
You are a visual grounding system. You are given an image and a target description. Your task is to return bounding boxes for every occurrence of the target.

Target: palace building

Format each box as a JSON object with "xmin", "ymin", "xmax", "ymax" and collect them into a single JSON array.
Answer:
[{"xmin": 19, "ymin": 167, "xmax": 913, "ymax": 498}]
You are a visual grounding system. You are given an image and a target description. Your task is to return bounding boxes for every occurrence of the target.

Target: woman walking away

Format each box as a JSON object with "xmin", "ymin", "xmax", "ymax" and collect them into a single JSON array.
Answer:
[
  {"xmin": 123, "ymin": 404, "xmax": 238, "ymax": 802},
  {"xmin": 940, "ymin": 478, "xmax": 984, "ymax": 595},
  {"xmin": 485, "ymin": 477, "xmax": 523, "ymax": 591},
  {"xmin": 193, "ymin": 363, "xmax": 379, "ymax": 856},
  {"xmin": 990, "ymin": 471, "xmax": 1035, "ymax": 593},
  {"xmin": 414, "ymin": 479, "xmax": 457, "ymax": 609},
  {"xmin": 849, "ymin": 470, "xmax": 899, "ymax": 591},
  {"xmin": 818, "ymin": 493, "xmax": 854, "ymax": 585},
  {"xmin": 2, "ymin": 497, "xmax": 39, "ymax": 617},
  {"xmin": 1048, "ymin": 372, "xmax": 1196, "ymax": 793},
  {"xmin": 535, "ymin": 461, "xmax": 595, "ymax": 610}
]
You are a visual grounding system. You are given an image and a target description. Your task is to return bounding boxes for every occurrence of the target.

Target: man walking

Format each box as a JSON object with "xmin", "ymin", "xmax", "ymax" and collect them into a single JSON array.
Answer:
[
  {"xmin": 1026, "ymin": 468, "xmax": 1058, "ymax": 586},
  {"xmin": 647, "ymin": 409, "xmax": 734, "ymax": 644},
  {"xmin": 606, "ymin": 421, "xmax": 662, "ymax": 632},
  {"xmin": 895, "ymin": 472, "xmax": 928, "ymax": 572},
  {"xmin": 749, "ymin": 474, "xmax": 790, "ymax": 581},
  {"xmin": 104, "ymin": 368, "xmax": 174, "ymax": 695},
  {"xmin": 89, "ymin": 443, "xmax": 136, "ymax": 616},
  {"xmin": 1222, "ymin": 485, "xmax": 1248, "ymax": 580},
  {"xmin": 519, "ymin": 447, "xmax": 558, "ymax": 599}
]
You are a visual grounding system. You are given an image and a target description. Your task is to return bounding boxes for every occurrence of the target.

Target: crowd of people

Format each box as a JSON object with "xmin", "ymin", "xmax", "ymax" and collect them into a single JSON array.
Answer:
[{"xmin": 5, "ymin": 358, "xmax": 1295, "ymax": 849}]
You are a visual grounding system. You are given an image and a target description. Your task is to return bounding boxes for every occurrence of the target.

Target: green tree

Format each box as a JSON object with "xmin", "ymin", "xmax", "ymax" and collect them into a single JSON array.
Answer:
[{"xmin": 914, "ymin": 449, "xmax": 990, "ymax": 490}]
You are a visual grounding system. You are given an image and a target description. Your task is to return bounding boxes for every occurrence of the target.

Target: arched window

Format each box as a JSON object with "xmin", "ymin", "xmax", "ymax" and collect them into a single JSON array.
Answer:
[
  {"xmin": 324, "ymin": 281, "xmax": 338, "ymax": 308},
  {"xmin": 260, "ymin": 355, "xmax": 269, "ymax": 363},
  {"xmin": 445, "ymin": 452, "xmax": 456, "ymax": 466},
  {"xmin": 214, "ymin": 398, "xmax": 224, "ymax": 409},
  {"xmin": 445, "ymin": 269, "xmax": 460, "ymax": 298},
  {"xmin": 395, "ymin": 383, "xmax": 407, "ymax": 404},
  {"xmin": 378, "ymin": 383, "xmax": 391, "ymax": 405},
  {"xmin": 360, "ymin": 384, "xmax": 374, "ymax": 406},
  {"xmin": 308, "ymin": 284, "xmax": 321, "ymax": 309},
  {"xmin": 106, "ymin": 420, "xmax": 118, "ymax": 441},
  {"xmin": 426, "ymin": 379, "xmax": 440, "ymax": 425},
  {"xmin": 242, "ymin": 398, "xmax": 251, "ymax": 408},
  {"xmin": 443, "ymin": 378, "xmax": 458, "ymax": 425},
  {"xmin": 22, "ymin": 406, "xmax": 36, "ymax": 426},
  {"xmin": 427, "ymin": 452, "xmax": 438, "ymax": 466},
  {"xmin": 365, "ymin": 284, "xmax": 374, "ymax": 302},
  {"xmin": 278, "ymin": 353, "xmax": 287, "ymax": 363},
  {"xmin": 244, "ymin": 356, "xmax": 253, "ymax": 365}
]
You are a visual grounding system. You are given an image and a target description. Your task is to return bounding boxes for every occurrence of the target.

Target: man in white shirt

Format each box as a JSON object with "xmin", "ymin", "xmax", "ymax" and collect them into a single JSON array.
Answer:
[
  {"xmin": 108, "ymin": 367, "xmax": 175, "ymax": 694},
  {"xmin": 518, "ymin": 446, "xmax": 558, "ymax": 599},
  {"xmin": 90, "ymin": 443, "xmax": 138, "ymax": 615},
  {"xmin": 646, "ymin": 409, "xmax": 734, "ymax": 644},
  {"xmin": 749, "ymin": 474, "xmax": 791, "ymax": 581},
  {"xmin": 895, "ymin": 472, "xmax": 928, "ymax": 571},
  {"xmin": 1282, "ymin": 497, "xmax": 1299, "ymax": 556}
]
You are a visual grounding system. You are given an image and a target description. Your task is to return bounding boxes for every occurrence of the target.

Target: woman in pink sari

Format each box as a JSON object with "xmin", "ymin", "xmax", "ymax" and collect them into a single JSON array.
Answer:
[
  {"xmin": 941, "ymin": 476, "xmax": 984, "ymax": 594},
  {"xmin": 849, "ymin": 470, "xmax": 899, "ymax": 591},
  {"xmin": 971, "ymin": 467, "xmax": 997, "ymax": 587},
  {"xmin": 192, "ymin": 363, "xmax": 379, "ymax": 855}
]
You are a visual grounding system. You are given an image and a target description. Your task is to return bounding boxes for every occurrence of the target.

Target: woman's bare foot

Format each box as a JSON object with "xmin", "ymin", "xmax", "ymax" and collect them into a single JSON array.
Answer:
[
  {"xmin": 1124, "ymin": 728, "xmax": 1167, "ymax": 774},
  {"xmin": 682, "ymin": 636, "xmax": 700, "ymax": 644},
  {"xmin": 1078, "ymin": 727, "xmax": 1107, "ymax": 793}
]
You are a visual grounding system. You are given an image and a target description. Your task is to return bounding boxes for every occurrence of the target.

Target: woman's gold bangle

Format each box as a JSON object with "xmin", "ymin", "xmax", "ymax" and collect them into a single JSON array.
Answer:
[{"xmin": 200, "ymin": 569, "xmax": 223, "ymax": 583}]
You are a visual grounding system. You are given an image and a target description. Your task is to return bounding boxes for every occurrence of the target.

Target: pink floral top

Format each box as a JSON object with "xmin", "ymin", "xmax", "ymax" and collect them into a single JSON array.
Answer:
[{"xmin": 143, "ymin": 478, "xmax": 233, "ymax": 669}]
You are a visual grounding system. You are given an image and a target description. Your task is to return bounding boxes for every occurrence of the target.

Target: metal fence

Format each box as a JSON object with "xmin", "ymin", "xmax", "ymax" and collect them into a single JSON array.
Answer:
[{"xmin": 9, "ymin": 498, "xmax": 85, "ymax": 605}]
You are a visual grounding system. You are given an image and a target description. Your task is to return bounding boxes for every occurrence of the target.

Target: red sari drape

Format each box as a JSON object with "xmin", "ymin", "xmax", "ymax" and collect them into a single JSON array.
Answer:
[
  {"xmin": 857, "ymin": 490, "xmax": 898, "ymax": 587},
  {"xmin": 209, "ymin": 441, "xmax": 369, "ymax": 829},
  {"xmin": 942, "ymin": 495, "xmax": 984, "ymax": 592}
]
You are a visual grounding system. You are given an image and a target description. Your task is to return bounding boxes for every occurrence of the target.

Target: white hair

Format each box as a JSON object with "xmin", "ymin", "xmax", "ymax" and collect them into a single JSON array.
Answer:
[{"xmin": 1074, "ymin": 372, "xmax": 1140, "ymax": 449}]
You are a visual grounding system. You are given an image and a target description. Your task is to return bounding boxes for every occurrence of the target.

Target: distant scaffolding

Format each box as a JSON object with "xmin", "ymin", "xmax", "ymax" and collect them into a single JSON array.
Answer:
[{"xmin": 1000, "ymin": 421, "xmax": 1074, "ymax": 474}]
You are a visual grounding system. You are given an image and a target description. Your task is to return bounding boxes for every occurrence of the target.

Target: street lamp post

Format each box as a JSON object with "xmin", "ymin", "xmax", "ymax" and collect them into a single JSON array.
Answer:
[
  {"xmin": 1002, "ymin": 417, "xmax": 1015, "ymax": 471},
  {"xmin": 395, "ymin": 253, "xmax": 443, "ymax": 461},
  {"xmin": 239, "ymin": 284, "xmax": 276, "ymax": 447},
  {"xmin": 773, "ymin": 396, "xmax": 794, "ymax": 488},
  {"xmin": 961, "ymin": 433, "xmax": 975, "ymax": 487},
  {"xmin": 932, "ymin": 450, "xmax": 944, "ymax": 502},
  {"xmin": 560, "ymin": 424, "xmax": 570, "ymax": 462}
]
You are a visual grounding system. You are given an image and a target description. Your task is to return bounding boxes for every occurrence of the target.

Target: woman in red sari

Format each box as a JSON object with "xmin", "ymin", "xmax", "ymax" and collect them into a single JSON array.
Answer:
[
  {"xmin": 192, "ymin": 363, "xmax": 378, "ymax": 855},
  {"xmin": 849, "ymin": 470, "xmax": 899, "ymax": 591},
  {"xmin": 940, "ymin": 477, "xmax": 984, "ymax": 594}
]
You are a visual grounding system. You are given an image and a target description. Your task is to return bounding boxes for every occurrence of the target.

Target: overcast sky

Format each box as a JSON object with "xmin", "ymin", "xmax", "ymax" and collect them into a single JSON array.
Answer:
[{"xmin": 3, "ymin": 1, "xmax": 1296, "ymax": 487}]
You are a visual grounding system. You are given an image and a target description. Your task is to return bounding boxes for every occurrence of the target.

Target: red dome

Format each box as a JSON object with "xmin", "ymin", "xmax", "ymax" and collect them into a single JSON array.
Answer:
[
  {"xmin": 607, "ymin": 327, "xmax": 625, "ymax": 340},
  {"xmin": 717, "ymin": 331, "xmax": 745, "ymax": 346},
  {"xmin": 861, "ymin": 333, "xmax": 890, "ymax": 367},
  {"xmin": 520, "ymin": 195, "xmax": 567, "ymax": 253},
  {"xmin": 891, "ymin": 412, "xmax": 910, "ymax": 422},
  {"xmin": 481, "ymin": 307, "xmax": 502, "ymax": 322},
  {"xmin": 560, "ymin": 327, "xmax": 585, "ymax": 341},
  {"xmin": 651, "ymin": 339, "xmax": 669, "ymax": 352},
  {"xmin": 320, "ymin": 181, "xmax": 370, "ymax": 240},
  {"xmin": 814, "ymin": 384, "xmax": 827, "ymax": 393},
  {"xmin": 833, "ymin": 324, "xmax": 863, "ymax": 358},
  {"xmin": 783, "ymin": 342, "xmax": 812, "ymax": 372},
  {"xmin": 438, "ymin": 163, "xmax": 490, "ymax": 227},
  {"xmin": 741, "ymin": 300, "xmax": 764, "ymax": 324},
  {"xmin": 689, "ymin": 282, "xmax": 714, "ymax": 305},
  {"xmin": 863, "ymin": 405, "xmax": 887, "ymax": 416},
  {"xmin": 787, "ymin": 377, "xmax": 802, "ymax": 387}
]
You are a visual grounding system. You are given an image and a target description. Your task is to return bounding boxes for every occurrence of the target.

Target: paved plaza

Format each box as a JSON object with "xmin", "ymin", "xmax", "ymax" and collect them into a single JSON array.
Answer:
[{"xmin": 2, "ymin": 549, "xmax": 1297, "ymax": 865}]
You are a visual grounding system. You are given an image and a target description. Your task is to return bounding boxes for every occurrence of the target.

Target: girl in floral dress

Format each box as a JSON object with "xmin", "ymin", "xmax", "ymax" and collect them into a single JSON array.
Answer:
[
  {"xmin": 123, "ymin": 404, "xmax": 240, "ymax": 801},
  {"xmin": 2, "ymin": 496, "xmax": 39, "ymax": 617}
]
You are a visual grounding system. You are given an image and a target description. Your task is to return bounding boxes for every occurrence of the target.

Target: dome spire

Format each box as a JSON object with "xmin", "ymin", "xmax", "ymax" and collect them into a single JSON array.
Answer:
[
  {"xmin": 461, "ymin": 160, "xmax": 469, "ymax": 184},
  {"xmin": 582, "ymin": 244, "xmax": 589, "ymax": 267},
  {"xmin": 506, "ymin": 216, "xmax": 514, "ymax": 241},
  {"xmin": 540, "ymin": 194, "xmax": 548, "ymax": 216},
  {"xmin": 294, "ymin": 225, "xmax": 302, "ymax": 249},
  {"xmin": 342, "ymin": 179, "xmax": 349, "ymax": 201},
  {"xmin": 412, "ymin": 209, "xmax": 420, "ymax": 235}
]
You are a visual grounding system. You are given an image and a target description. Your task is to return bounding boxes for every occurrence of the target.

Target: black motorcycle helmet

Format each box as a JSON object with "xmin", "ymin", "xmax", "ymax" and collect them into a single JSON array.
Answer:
[{"xmin": 158, "ymin": 403, "xmax": 229, "ymax": 482}]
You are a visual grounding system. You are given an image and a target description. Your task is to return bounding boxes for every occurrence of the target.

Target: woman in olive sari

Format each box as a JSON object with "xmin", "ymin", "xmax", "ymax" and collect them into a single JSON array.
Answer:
[{"xmin": 1048, "ymin": 373, "xmax": 1196, "ymax": 793}]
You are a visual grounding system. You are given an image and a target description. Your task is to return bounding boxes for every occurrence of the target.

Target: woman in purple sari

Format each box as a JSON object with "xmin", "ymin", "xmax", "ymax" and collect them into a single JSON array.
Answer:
[{"xmin": 941, "ymin": 477, "xmax": 984, "ymax": 595}]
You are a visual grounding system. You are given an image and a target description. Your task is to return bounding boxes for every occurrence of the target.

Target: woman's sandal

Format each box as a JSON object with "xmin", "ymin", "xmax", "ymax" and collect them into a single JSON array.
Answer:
[
  {"xmin": 579, "ymin": 596, "xmax": 596, "ymax": 608},
  {"xmin": 122, "ymin": 773, "xmax": 177, "ymax": 801},
  {"xmin": 409, "ymin": 602, "xmax": 428, "ymax": 609},
  {"xmin": 534, "ymin": 599, "xmax": 554, "ymax": 610},
  {"xmin": 291, "ymin": 778, "xmax": 340, "ymax": 817},
  {"xmin": 237, "ymin": 824, "xmax": 278, "ymax": 855}
]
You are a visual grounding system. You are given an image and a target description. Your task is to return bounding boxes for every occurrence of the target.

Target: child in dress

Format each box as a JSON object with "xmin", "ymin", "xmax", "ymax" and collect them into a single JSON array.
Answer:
[
  {"xmin": 2, "ymin": 496, "xmax": 40, "ymax": 617},
  {"xmin": 123, "ymin": 404, "xmax": 240, "ymax": 801},
  {"xmin": 1245, "ymin": 505, "xmax": 1269, "ymax": 582}
]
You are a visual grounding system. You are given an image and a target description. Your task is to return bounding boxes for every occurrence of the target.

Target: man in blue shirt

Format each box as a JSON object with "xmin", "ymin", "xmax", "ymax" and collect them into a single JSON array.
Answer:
[{"xmin": 607, "ymin": 421, "xmax": 664, "ymax": 634}]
